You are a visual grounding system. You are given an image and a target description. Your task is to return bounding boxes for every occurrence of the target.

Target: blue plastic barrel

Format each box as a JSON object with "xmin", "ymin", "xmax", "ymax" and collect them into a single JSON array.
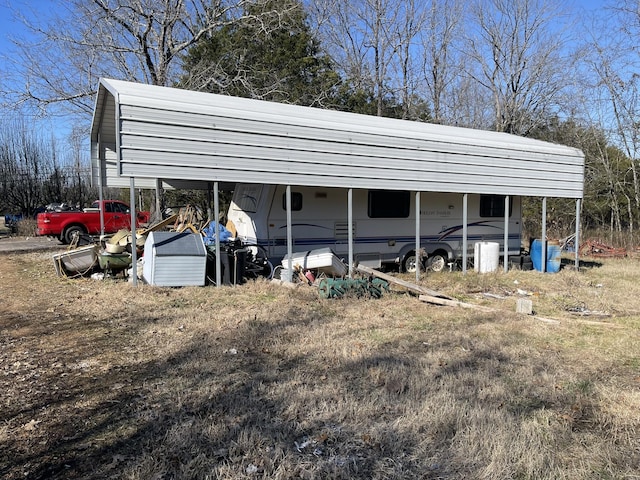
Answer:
[{"xmin": 531, "ymin": 239, "xmax": 561, "ymax": 273}]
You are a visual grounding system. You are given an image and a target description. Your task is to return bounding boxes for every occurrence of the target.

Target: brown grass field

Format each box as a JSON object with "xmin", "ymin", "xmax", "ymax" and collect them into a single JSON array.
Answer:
[{"xmin": 1, "ymin": 250, "xmax": 639, "ymax": 479}]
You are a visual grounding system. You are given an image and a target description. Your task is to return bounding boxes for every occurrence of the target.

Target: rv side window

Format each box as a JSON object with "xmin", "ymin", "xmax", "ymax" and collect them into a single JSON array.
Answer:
[
  {"xmin": 480, "ymin": 195, "xmax": 512, "ymax": 217},
  {"xmin": 282, "ymin": 192, "xmax": 303, "ymax": 211},
  {"xmin": 368, "ymin": 190, "xmax": 410, "ymax": 218}
]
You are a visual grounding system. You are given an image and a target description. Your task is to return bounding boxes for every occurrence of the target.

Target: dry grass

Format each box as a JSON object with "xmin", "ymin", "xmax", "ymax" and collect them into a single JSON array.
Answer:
[{"xmin": 1, "ymin": 251, "xmax": 640, "ymax": 479}]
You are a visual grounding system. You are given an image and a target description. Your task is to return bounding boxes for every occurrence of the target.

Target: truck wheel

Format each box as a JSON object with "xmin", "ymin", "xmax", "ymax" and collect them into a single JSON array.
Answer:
[
  {"xmin": 64, "ymin": 225, "xmax": 86, "ymax": 244},
  {"xmin": 427, "ymin": 252, "xmax": 448, "ymax": 272}
]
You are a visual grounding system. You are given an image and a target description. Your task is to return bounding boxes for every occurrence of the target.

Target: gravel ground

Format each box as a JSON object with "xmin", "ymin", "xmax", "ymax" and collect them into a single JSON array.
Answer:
[{"xmin": 0, "ymin": 235, "xmax": 66, "ymax": 254}]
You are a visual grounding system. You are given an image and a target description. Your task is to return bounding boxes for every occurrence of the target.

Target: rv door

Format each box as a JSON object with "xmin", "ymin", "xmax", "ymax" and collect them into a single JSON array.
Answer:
[{"xmin": 228, "ymin": 183, "xmax": 265, "ymax": 245}]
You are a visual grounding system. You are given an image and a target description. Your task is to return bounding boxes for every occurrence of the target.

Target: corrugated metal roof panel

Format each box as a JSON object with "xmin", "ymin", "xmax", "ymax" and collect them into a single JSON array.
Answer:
[
  {"xmin": 118, "ymin": 163, "xmax": 581, "ymax": 198},
  {"xmin": 92, "ymin": 78, "xmax": 585, "ymax": 198}
]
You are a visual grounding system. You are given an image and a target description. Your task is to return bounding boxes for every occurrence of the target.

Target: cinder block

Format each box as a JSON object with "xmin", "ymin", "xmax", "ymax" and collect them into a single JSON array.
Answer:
[{"xmin": 516, "ymin": 298, "xmax": 533, "ymax": 315}]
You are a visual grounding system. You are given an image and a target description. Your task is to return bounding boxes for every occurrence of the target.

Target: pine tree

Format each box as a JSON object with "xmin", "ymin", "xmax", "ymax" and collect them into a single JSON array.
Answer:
[{"xmin": 179, "ymin": 0, "xmax": 340, "ymax": 107}]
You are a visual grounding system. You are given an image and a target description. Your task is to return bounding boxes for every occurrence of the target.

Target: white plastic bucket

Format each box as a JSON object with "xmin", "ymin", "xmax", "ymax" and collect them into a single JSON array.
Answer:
[{"xmin": 474, "ymin": 242, "xmax": 500, "ymax": 273}]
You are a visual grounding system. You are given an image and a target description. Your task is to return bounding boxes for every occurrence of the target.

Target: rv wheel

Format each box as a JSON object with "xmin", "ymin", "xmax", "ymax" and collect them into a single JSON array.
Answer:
[
  {"xmin": 402, "ymin": 253, "xmax": 424, "ymax": 273},
  {"xmin": 427, "ymin": 252, "xmax": 447, "ymax": 272}
]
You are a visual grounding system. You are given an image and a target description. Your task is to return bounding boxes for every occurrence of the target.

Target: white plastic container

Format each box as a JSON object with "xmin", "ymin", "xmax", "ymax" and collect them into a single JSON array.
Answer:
[
  {"xmin": 474, "ymin": 242, "xmax": 499, "ymax": 273},
  {"xmin": 281, "ymin": 248, "xmax": 347, "ymax": 276}
]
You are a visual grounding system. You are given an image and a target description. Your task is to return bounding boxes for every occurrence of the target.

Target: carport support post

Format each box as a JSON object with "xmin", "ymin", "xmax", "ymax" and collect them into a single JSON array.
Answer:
[
  {"xmin": 285, "ymin": 185, "xmax": 293, "ymax": 283},
  {"xmin": 504, "ymin": 195, "xmax": 510, "ymax": 272},
  {"xmin": 130, "ymin": 177, "xmax": 138, "ymax": 287},
  {"xmin": 575, "ymin": 198, "xmax": 581, "ymax": 269},
  {"xmin": 415, "ymin": 191, "xmax": 421, "ymax": 282},
  {"xmin": 207, "ymin": 182, "xmax": 213, "ymax": 223},
  {"xmin": 462, "ymin": 194, "xmax": 468, "ymax": 273},
  {"xmin": 98, "ymin": 135, "xmax": 105, "ymax": 237},
  {"xmin": 541, "ymin": 197, "xmax": 547, "ymax": 273},
  {"xmin": 155, "ymin": 179, "xmax": 162, "ymax": 224},
  {"xmin": 98, "ymin": 185, "xmax": 105, "ymax": 238},
  {"xmin": 348, "ymin": 188, "xmax": 354, "ymax": 278},
  {"xmin": 214, "ymin": 182, "xmax": 221, "ymax": 287}
]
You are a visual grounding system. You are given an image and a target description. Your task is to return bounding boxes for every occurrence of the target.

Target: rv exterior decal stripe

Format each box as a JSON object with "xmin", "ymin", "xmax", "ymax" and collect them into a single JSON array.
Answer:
[{"xmin": 259, "ymin": 233, "xmax": 520, "ymax": 247}]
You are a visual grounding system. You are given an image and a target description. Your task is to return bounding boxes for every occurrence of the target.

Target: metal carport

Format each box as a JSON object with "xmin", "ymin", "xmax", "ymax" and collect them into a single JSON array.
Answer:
[{"xmin": 91, "ymin": 78, "xmax": 585, "ymax": 285}]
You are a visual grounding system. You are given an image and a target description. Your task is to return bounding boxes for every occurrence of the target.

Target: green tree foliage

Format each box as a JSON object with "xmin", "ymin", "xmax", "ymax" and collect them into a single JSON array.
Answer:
[
  {"xmin": 331, "ymin": 81, "xmax": 429, "ymax": 120},
  {"xmin": 179, "ymin": 0, "xmax": 340, "ymax": 107}
]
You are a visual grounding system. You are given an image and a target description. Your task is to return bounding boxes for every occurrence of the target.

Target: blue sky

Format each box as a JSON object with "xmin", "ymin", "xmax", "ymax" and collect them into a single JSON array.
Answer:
[
  {"xmin": 0, "ymin": 1, "xmax": 36, "ymax": 58},
  {"xmin": 0, "ymin": 0, "xmax": 611, "ymax": 141},
  {"xmin": 0, "ymin": 1, "xmax": 76, "ymax": 142}
]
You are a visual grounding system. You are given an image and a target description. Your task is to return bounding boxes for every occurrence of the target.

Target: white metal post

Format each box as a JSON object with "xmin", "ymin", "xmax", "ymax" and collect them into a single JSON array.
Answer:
[
  {"xmin": 504, "ymin": 195, "xmax": 510, "ymax": 272},
  {"xmin": 348, "ymin": 188, "xmax": 353, "ymax": 278},
  {"xmin": 98, "ymin": 133, "xmax": 105, "ymax": 236},
  {"xmin": 155, "ymin": 178, "xmax": 162, "ymax": 224},
  {"xmin": 575, "ymin": 198, "xmax": 581, "ymax": 270},
  {"xmin": 286, "ymin": 185, "xmax": 293, "ymax": 282},
  {"xmin": 130, "ymin": 177, "xmax": 138, "ymax": 286},
  {"xmin": 415, "ymin": 191, "xmax": 421, "ymax": 282},
  {"xmin": 462, "ymin": 193, "xmax": 468, "ymax": 273},
  {"xmin": 214, "ymin": 182, "xmax": 221, "ymax": 287},
  {"xmin": 541, "ymin": 197, "xmax": 547, "ymax": 272}
]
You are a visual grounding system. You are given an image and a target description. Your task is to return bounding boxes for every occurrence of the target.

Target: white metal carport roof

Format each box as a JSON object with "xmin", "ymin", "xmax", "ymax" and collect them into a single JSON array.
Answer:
[{"xmin": 91, "ymin": 78, "xmax": 584, "ymax": 199}]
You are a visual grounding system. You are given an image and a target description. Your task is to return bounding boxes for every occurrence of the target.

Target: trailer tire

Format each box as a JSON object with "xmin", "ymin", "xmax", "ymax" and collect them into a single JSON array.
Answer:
[
  {"xmin": 402, "ymin": 252, "xmax": 425, "ymax": 273},
  {"xmin": 427, "ymin": 251, "xmax": 448, "ymax": 272}
]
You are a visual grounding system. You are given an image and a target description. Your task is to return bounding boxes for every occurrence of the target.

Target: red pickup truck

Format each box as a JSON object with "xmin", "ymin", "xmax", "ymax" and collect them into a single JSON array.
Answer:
[{"xmin": 37, "ymin": 200, "xmax": 150, "ymax": 244}]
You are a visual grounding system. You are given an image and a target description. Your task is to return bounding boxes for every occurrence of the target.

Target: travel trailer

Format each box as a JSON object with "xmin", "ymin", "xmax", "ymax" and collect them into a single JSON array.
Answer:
[{"xmin": 227, "ymin": 183, "xmax": 522, "ymax": 272}]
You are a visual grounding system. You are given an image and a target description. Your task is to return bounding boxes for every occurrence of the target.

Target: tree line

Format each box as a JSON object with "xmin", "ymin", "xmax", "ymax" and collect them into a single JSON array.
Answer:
[
  {"xmin": 1, "ymin": 0, "xmax": 639, "ymax": 241},
  {"xmin": 0, "ymin": 120, "xmax": 97, "ymax": 217}
]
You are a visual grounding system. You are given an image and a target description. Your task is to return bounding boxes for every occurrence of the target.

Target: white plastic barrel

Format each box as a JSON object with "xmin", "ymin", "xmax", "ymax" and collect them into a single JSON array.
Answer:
[{"xmin": 474, "ymin": 242, "xmax": 500, "ymax": 273}]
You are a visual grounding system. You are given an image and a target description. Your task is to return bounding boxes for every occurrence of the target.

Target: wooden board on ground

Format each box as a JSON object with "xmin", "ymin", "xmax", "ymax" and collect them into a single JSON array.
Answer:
[
  {"xmin": 354, "ymin": 264, "xmax": 452, "ymax": 299},
  {"xmin": 418, "ymin": 294, "xmax": 495, "ymax": 311}
]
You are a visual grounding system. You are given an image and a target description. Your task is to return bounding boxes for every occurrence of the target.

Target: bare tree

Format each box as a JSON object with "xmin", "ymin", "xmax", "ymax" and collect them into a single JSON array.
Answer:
[
  {"xmin": 368, "ymin": 0, "xmax": 399, "ymax": 116},
  {"xmin": 389, "ymin": 0, "xmax": 426, "ymax": 120},
  {"xmin": 0, "ymin": 0, "xmax": 274, "ymax": 117},
  {"xmin": 0, "ymin": 119, "xmax": 58, "ymax": 215},
  {"xmin": 463, "ymin": 0, "xmax": 570, "ymax": 135},
  {"xmin": 578, "ymin": 2, "xmax": 640, "ymax": 234},
  {"xmin": 311, "ymin": 0, "xmax": 401, "ymax": 116},
  {"xmin": 419, "ymin": 0, "xmax": 463, "ymax": 125},
  {"xmin": 63, "ymin": 126, "xmax": 96, "ymax": 207}
]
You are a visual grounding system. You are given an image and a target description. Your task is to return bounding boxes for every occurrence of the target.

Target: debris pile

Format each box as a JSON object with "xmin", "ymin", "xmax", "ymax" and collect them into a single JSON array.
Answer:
[
  {"xmin": 579, "ymin": 239, "xmax": 627, "ymax": 258},
  {"xmin": 50, "ymin": 207, "xmax": 272, "ymax": 286}
]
